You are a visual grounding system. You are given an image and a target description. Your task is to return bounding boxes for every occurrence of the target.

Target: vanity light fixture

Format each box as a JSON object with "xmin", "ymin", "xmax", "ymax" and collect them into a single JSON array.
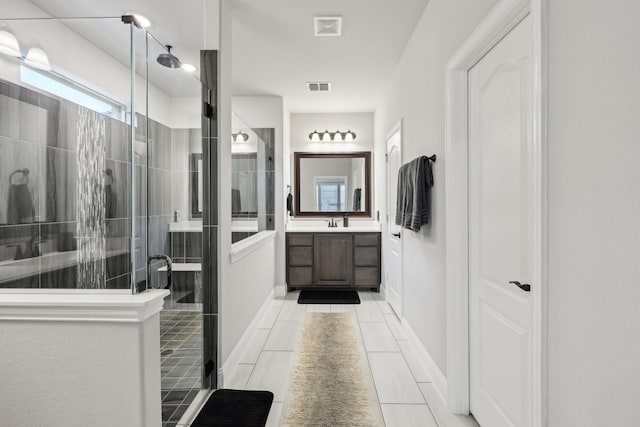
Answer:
[
  {"xmin": 309, "ymin": 130, "xmax": 322, "ymax": 142},
  {"xmin": 0, "ymin": 25, "xmax": 21, "ymax": 57},
  {"xmin": 24, "ymin": 46, "xmax": 51, "ymax": 71},
  {"xmin": 232, "ymin": 131, "xmax": 249, "ymax": 143},
  {"xmin": 308, "ymin": 129, "xmax": 357, "ymax": 142}
]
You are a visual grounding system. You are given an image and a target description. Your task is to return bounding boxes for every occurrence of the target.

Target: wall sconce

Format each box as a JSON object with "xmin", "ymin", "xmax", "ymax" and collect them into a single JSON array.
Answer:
[
  {"xmin": 232, "ymin": 131, "xmax": 249, "ymax": 143},
  {"xmin": 308, "ymin": 129, "xmax": 356, "ymax": 142}
]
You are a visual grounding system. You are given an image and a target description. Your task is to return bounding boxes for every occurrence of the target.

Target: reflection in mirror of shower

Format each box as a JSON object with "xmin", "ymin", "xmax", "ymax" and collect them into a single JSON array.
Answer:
[{"xmin": 76, "ymin": 108, "xmax": 107, "ymax": 289}]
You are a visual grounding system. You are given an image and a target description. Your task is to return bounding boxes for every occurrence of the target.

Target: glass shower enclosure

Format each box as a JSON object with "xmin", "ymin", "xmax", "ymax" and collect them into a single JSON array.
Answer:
[{"xmin": 0, "ymin": 14, "xmax": 207, "ymax": 423}]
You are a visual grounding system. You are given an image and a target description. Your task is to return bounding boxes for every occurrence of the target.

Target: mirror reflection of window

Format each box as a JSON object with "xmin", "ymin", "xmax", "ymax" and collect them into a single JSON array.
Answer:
[{"xmin": 315, "ymin": 177, "xmax": 347, "ymax": 212}]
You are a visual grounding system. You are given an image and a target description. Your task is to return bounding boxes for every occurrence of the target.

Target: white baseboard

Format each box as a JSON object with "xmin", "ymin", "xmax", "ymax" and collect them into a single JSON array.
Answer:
[
  {"xmin": 402, "ymin": 318, "xmax": 448, "ymax": 405},
  {"xmin": 274, "ymin": 284, "xmax": 287, "ymax": 298},
  {"xmin": 221, "ymin": 288, "xmax": 275, "ymax": 386}
]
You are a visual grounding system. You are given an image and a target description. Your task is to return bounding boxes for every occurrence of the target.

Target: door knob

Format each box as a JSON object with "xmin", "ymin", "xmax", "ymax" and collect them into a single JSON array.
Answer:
[
  {"xmin": 392, "ymin": 232, "xmax": 401, "ymax": 238},
  {"xmin": 509, "ymin": 281, "xmax": 531, "ymax": 292}
]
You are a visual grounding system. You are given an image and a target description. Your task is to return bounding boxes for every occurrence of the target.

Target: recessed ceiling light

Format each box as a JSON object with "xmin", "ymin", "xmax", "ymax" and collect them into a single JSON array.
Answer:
[
  {"xmin": 314, "ymin": 16, "xmax": 342, "ymax": 37},
  {"xmin": 181, "ymin": 63, "xmax": 196, "ymax": 73},
  {"xmin": 127, "ymin": 13, "xmax": 152, "ymax": 29}
]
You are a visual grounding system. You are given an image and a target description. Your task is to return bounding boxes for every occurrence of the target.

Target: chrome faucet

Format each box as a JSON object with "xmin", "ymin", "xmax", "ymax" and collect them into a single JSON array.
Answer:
[{"xmin": 327, "ymin": 218, "xmax": 339, "ymax": 228}]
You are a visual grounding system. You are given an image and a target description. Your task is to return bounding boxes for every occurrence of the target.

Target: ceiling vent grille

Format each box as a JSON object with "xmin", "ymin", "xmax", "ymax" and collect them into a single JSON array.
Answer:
[
  {"xmin": 307, "ymin": 82, "xmax": 331, "ymax": 92},
  {"xmin": 313, "ymin": 16, "xmax": 342, "ymax": 37}
]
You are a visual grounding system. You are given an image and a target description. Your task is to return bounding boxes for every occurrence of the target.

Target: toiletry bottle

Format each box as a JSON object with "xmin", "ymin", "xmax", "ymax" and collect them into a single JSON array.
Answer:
[
  {"xmin": 174, "ymin": 210, "xmax": 180, "ymax": 223},
  {"xmin": 343, "ymin": 213, "xmax": 349, "ymax": 228}
]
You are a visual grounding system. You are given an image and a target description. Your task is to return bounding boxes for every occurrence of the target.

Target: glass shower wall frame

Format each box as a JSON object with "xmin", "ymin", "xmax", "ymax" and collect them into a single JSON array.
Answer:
[{"xmin": 0, "ymin": 16, "xmax": 140, "ymax": 291}]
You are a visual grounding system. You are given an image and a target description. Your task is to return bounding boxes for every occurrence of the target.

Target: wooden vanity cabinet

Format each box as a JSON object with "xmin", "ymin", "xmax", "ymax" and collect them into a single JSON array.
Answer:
[
  {"xmin": 286, "ymin": 232, "xmax": 381, "ymax": 291},
  {"xmin": 314, "ymin": 234, "xmax": 353, "ymax": 286}
]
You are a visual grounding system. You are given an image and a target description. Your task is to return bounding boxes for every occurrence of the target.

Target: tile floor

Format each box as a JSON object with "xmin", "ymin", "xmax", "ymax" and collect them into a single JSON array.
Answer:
[
  {"xmin": 160, "ymin": 310, "xmax": 203, "ymax": 427},
  {"xmin": 204, "ymin": 290, "xmax": 480, "ymax": 427}
]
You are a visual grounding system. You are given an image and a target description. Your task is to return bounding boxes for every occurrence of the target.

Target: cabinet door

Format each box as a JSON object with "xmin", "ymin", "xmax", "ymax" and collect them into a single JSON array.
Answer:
[{"xmin": 314, "ymin": 234, "xmax": 353, "ymax": 286}]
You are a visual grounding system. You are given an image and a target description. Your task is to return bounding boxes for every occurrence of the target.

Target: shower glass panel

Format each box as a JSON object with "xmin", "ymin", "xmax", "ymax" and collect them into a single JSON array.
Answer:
[
  {"xmin": 0, "ymin": 17, "xmax": 133, "ymax": 290},
  {"xmin": 145, "ymin": 30, "xmax": 205, "ymax": 419}
]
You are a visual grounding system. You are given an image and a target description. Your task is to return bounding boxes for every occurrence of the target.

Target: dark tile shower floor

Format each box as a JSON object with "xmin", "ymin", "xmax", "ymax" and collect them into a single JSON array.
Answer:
[{"xmin": 160, "ymin": 310, "xmax": 202, "ymax": 427}]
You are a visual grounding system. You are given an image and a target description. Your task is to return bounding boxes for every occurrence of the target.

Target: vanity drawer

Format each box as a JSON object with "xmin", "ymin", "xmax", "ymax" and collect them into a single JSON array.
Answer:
[
  {"xmin": 354, "ymin": 267, "xmax": 380, "ymax": 286},
  {"xmin": 287, "ymin": 233, "xmax": 314, "ymax": 246},
  {"xmin": 288, "ymin": 247, "xmax": 313, "ymax": 266},
  {"xmin": 288, "ymin": 267, "xmax": 313, "ymax": 286},
  {"xmin": 353, "ymin": 233, "xmax": 379, "ymax": 247},
  {"xmin": 354, "ymin": 246, "xmax": 379, "ymax": 267}
]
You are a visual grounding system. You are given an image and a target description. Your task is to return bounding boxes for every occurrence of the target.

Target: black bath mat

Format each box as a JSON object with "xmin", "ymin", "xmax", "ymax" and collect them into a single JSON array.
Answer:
[
  {"xmin": 191, "ymin": 389, "xmax": 274, "ymax": 427},
  {"xmin": 298, "ymin": 290, "xmax": 361, "ymax": 304}
]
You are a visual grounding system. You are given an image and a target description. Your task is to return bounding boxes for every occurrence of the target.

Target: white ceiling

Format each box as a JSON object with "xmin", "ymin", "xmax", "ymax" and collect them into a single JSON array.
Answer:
[
  {"xmin": 231, "ymin": 0, "xmax": 430, "ymax": 113},
  {"xmin": 13, "ymin": 0, "xmax": 430, "ymax": 109},
  {"xmin": 24, "ymin": 0, "xmax": 205, "ymax": 97}
]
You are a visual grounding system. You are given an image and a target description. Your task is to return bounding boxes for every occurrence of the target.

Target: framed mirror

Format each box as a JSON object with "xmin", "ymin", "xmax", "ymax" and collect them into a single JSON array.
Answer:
[
  {"xmin": 294, "ymin": 151, "xmax": 371, "ymax": 217},
  {"xmin": 190, "ymin": 153, "xmax": 203, "ymax": 218}
]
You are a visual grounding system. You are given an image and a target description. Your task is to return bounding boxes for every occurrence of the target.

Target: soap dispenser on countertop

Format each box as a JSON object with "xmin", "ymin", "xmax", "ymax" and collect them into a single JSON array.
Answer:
[{"xmin": 343, "ymin": 213, "xmax": 349, "ymax": 228}]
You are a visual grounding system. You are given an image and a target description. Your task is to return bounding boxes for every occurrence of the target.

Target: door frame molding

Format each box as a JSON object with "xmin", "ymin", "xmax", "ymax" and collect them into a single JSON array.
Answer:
[
  {"xmin": 384, "ymin": 119, "xmax": 403, "ymax": 317},
  {"xmin": 444, "ymin": 0, "xmax": 547, "ymax": 424}
]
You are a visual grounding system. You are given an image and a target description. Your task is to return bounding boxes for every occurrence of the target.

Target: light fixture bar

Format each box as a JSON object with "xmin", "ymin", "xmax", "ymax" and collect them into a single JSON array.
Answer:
[{"xmin": 308, "ymin": 129, "xmax": 356, "ymax": 142}]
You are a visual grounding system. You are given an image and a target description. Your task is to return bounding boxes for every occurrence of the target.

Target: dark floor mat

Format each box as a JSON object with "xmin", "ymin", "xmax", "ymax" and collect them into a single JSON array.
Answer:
[
  {"xmin": 191, "ymin": 389, "xmax": 274, "ymax": 427},
  {"xmin": 298, "ymin": 290, "xmax": 361, "ymax": 304}
]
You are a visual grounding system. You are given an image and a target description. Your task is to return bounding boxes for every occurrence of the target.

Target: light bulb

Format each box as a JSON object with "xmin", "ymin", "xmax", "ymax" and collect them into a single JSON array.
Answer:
[
  {"xmin": 322, "ymin": 130, "xmax": 331, "ymax": 142},
  {"xmin": 24, "ymin": 47, "xmax": 51, "ymax": 71},
  {"xmin": 333, "ymin": 130, "xmax": 343, "ymax": 142},
  {"xmin": 0, "ymin": 29, "xmax": 21, "ymax": 57},
  {"xmin": 344, "ymin": 130, "xmax": 355, "ymax": 142},
  {"xmin": 310, "ymin": 130, "xmax": 321, "ymax": 142}
]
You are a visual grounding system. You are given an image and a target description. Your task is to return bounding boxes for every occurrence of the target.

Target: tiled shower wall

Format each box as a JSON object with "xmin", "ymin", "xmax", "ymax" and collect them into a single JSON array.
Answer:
[{"xmin": 0, "ymin": 78, "xmax": 200, "ymax": 290}]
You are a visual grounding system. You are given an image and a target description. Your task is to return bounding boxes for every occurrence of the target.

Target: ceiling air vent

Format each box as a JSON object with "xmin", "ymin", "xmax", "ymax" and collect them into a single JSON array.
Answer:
[
  {"xmin": 307, "ymin": 82, "xmax": 332, "ymax": 92},
  {"xmin": 313, "ymin": 16, "xmax": 342, "ymax": 37}
]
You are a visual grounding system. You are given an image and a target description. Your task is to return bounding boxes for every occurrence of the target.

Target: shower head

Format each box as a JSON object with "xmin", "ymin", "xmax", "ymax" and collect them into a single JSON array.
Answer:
[{"xmin": 156, "ymin": 45, "xmax": 181, "ymax": 68}]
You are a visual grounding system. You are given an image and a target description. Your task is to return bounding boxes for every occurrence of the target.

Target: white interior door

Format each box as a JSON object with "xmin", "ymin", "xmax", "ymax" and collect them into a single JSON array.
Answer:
[
  {"xmin": 385, "ymin": 126, "xmax": 402, "ymax": 317},
  {"xmin": 468, "ymin": 15, "xmax": 533, "ymax": 427}
]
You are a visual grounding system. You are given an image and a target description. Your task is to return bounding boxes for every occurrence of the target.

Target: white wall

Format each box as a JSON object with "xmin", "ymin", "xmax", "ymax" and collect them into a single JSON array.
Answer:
[
  {"xmin": 546, "ymin": 1, "xmax": 640, "ymax": 425},
  {"xmin": 290, "ymin": 112, "xmax": 374, "ymax": 153},
  {"xmin": 290, "ymin": 112, "xmax": 375, "ymax": 219},
  {"xmin": 374, "ymin": 0, "xmax": 498, "ymax": 374},
  {"xmin": 376, "ymin": 0, "xmax": 640, "ymax": 424}
]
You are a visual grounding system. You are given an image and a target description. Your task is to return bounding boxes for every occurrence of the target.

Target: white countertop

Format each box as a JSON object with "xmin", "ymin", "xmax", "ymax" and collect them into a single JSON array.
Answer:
[
  {"xmin": 286, "ymin": 220, "xmax": 381, "ymax": 233},
  {"xmin": 169, "ymin": 221, "xmax": 203, "ymax": 232}
]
